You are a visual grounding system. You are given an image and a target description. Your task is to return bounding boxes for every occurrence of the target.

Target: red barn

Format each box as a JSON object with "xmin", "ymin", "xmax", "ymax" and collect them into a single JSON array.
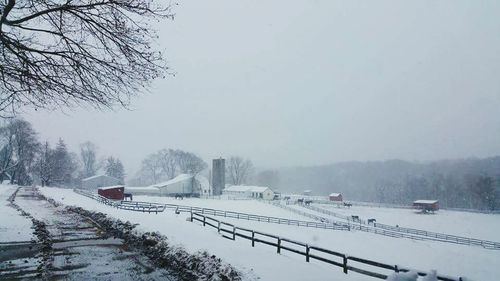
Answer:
[
  {"xmin": 98, "ymin": 186, "xmax": 125, "ymax": 200},
  {"xmin": 413, "ymin": 200, "xmax": 439, "ymax": 213},
  {"xmin": 329, "ymin": 193, "xmax": 343, "ymax": 202}
]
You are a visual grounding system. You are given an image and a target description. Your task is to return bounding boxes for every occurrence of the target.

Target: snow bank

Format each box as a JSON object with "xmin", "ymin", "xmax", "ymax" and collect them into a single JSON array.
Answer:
[
  {"xmin": 66, "ymin": 206, "xmax": 241, "ymax": 281},
  {"xmin": 386, "ymin": 270, "xmax": 438, "ymax": 281},
  {"xmin": 0, "ymin": 185, "xmax": 34, "ymax": 243}
]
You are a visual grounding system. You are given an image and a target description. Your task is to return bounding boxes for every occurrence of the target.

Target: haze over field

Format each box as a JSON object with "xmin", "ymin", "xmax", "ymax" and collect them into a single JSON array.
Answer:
[{"xmin": 22, "ymin": 0, "xmax": 500, "ymax": 176}]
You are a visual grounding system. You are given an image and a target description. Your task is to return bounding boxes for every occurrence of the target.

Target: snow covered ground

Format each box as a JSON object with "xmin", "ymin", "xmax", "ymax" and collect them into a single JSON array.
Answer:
[
  {"xmin": 314, "ymin": 203, "xmax": 500, "ymax": 241},
  {"xmin": 39, "ymin": 188, "xmax": 499, "ymax": 281},
  {"xmin": 0, "ymin": 185, "xmax": 33, "ymax": 243},
  {"xmin": 133, "ymin": 195, "xmax": 316, "ymax": 220}
]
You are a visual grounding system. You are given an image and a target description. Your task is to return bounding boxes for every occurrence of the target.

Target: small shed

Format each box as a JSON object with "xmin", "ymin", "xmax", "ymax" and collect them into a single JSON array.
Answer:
[
  {"xmin": 303, "ymin": 190, "xmax": 312, "ymax": 196},
  {"xmin": 329, "ymin": 193, "xmax": 343, "ymax": 202},
  {"xmin": 413, "ymin": 200, "xmax": 439, "ymax": 212},
  {"xmin": 98, "ymin": 186, "xmax": 125, "ymax": 200}
]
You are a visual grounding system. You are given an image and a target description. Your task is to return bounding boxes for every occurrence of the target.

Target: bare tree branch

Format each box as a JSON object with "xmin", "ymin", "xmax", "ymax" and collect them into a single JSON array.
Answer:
[{"xmin": 0, "ymin": 0, "xmax": 174, "ymax": 115}]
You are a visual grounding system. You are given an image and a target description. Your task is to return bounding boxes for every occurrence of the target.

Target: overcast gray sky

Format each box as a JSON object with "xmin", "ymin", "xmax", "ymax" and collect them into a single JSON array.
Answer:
[{"xmin": 22, "ymin": 0, "xmax": 500, "ymax": 177}]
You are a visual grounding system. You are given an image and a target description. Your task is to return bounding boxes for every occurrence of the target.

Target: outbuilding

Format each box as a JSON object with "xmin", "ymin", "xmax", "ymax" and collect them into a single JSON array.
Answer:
[
  {"xmin": 98, "ymin": 186, "xmax": 125, "ymax": 200},
  {"xmin": 413, "ymin": 200, "xmax": 439, "ymax": 213},
  {"xmin": 329, "ymin": 193, "xmax": 343, "ymax": 202},
  {"xmin": 223, "ymin": 185, "xmax": 275, "ymax": 200}
]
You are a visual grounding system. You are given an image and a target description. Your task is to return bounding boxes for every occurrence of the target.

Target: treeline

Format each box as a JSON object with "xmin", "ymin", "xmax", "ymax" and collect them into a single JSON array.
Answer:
[
  {"xmin": 0, "ymin": 118, "xmax": 124, "ymax": 187},
  {"xmin": 129, "ymin": 154, "xmax": 257, "ymax": 187},
  {"xmin": 262, "ymin": 158, "xmax": 500, "ymax": 211},
  {"xmin": 129, "ymin": 149, "xmax": 207, "ymax": 186}
]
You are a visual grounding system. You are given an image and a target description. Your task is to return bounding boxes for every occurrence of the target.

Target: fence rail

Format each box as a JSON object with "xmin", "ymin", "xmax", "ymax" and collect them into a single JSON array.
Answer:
[
  {"xmin": 281, "ymin": 194, "xmax": 500, "ymax": 214},
  {"xmin": 74, "ymin": 189, "xmax": 166, "ymax": 213},
  {"xmin": 74, "ymin": 189, "xmax": 500, "ymax": 250},
  {"xmin": 269, "ymin": 201, "xmax": 500, "ymax": 249},
  {"xmin": 73, "ymin": 189, "xmax": 348, "ymax": 230},
  {"xmin": 190, "ymin": 212, "xmax": 463, "ymax": 281},
  {"xmin": 298, "ymin": 203, "xmax": 500, "ymax": 250}
]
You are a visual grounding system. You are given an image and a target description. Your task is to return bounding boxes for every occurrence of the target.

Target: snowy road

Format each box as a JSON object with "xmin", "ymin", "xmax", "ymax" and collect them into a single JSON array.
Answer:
[{"xmin": 1, "ymin": 187, "xmax": 176, "ymax": 280}]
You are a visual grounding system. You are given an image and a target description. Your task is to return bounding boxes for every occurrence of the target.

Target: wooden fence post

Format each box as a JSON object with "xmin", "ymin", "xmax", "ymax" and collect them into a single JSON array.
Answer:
[
  {"xmin": 306, "ymin": 245, "xmax": 310, "ymax": 262},
  {"xmin": 277, "ymin": 238, "xmax": 281, "ymax": 254},
  {"xmin": 232, "ymin": 226, "xmax": 236, "ymax": 240},
  {"xmin": 394, "ymin": 265, "xmax": 399, "ymax": 273},
  {"xmin": 218, "ymin": 221, "xmax": 221, "ymax": 233},
  {"xmin": 203, "ymin": 216, "xmax": 206, "ymax": 226},
  {"xmin": 343, "ymin": 255, "xmax": 348, "ymax": 274},
  {"xmin": 252, "ymin": 231, "xmax": 255, "ymax": 247}
]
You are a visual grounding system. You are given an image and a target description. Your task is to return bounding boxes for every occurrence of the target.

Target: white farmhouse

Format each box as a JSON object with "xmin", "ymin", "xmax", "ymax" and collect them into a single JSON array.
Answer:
[{"xmin": 223, "ymin": 185, "xmax": 275, "ymax": 200}]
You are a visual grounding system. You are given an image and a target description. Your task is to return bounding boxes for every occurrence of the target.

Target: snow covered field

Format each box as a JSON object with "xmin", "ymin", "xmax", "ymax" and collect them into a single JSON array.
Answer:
[
  {"xmin": 39, "ymin": 187, "xmax": 500, "ymax": 281},
  {"xmin": 41, "ymin": 188, "xmax": 369, "ymax": 281},
  {"xmin": 0, "ymin": 185, "xmax": 33, "ymax": 243},
  {"xmin": 314, "ymin": 203, "xmax": 500, "ymax": 241}
]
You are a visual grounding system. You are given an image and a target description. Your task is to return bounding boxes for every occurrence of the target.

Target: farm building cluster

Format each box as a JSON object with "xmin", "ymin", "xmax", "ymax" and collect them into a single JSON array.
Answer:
[
  {"xmin": 78, "ymin": 158, "xmax": 279, "ymax": 201},
  {"xmin": 79, "ymin": 160, "xmax": 440, "ymax": 213}
]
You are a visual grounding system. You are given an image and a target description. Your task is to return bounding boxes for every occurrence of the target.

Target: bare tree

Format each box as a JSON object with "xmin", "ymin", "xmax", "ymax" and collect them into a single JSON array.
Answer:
[
  {"xmin": 227, "ymin": 156, "xmax": 253, "ymax": 186},
  {"xmin": 0, "ymin": 0, "xmax": 173, "ymax": 114},
  {"xmin": 0, "ymin": 118, "xmax": 40, "ymax": 184},
  {"xmin": 80, "ymin": 141, "xmax": 97, "ymax": 178},
  {"xmin": 175, "ymin": 150, "xmax": 207, "ymax": 176},
  {"xmin": 0, "ymin": 121, "xmax": 16, "ymax": 181},
  {"xmin": 140, "ymin": 153, "xmax": 161, "ymax": 185},
  {"xmin": 157, "ymin": 149, "xmax": 177, "ymax": 179}
]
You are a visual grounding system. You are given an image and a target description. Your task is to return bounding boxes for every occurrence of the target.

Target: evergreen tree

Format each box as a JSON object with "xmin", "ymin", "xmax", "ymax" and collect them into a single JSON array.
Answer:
[{"xmin": 52, "ymin": 139, "xmax": 77, "ymax": 186}]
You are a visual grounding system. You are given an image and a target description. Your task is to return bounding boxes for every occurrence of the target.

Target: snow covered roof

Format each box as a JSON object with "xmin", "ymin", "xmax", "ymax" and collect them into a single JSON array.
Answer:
[
  {"xmin": 82, "ymin": 174, "xmax": 119, "ymax": 181},
  {"xmin": 151, "ymin": 174, "xmax": 193, "ymax": 188},
  {"xmin": 303, "ymin": 190, "xmax": 312, "ymax": 193},
  {"xmin": 125, "ymin": 186, "xmax": 160, "ymax": 192},
  {"xmin": 98, "ymin": 185, "xmax": 124, "ymax": 190},
  {"xmin": 195, "ymin": 175, "xmax": 209, "ymax": 189},
  {"xmin": 224, "ymin": 185, "xmax": 272, "ymax": 193},
  {"xmin": 329, "ymin": 193, "xmax": 341, "ymax": 197},
  {"xmin": 413, "ymin": 200, "xmax": 438, "ymax": 204}
]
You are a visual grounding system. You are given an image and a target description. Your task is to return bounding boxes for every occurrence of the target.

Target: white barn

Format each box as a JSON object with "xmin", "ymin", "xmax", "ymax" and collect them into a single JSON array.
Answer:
[
  {"xmin": 223, "ymin": 185, "xmax": 275, "ymax": 200},
  {"xmin": 151, "ymin": 174, "xmax": 210, "ymax": 197},
  {"xmin": 81, "ymin": 175, "xmax": 120, "ymax": 190}
]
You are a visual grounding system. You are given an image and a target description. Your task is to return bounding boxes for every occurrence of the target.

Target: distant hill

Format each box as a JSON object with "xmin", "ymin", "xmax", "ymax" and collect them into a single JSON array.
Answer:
[{"xmin": 264, "ymin": 157, "xmax": 500, "ymax": 210}]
